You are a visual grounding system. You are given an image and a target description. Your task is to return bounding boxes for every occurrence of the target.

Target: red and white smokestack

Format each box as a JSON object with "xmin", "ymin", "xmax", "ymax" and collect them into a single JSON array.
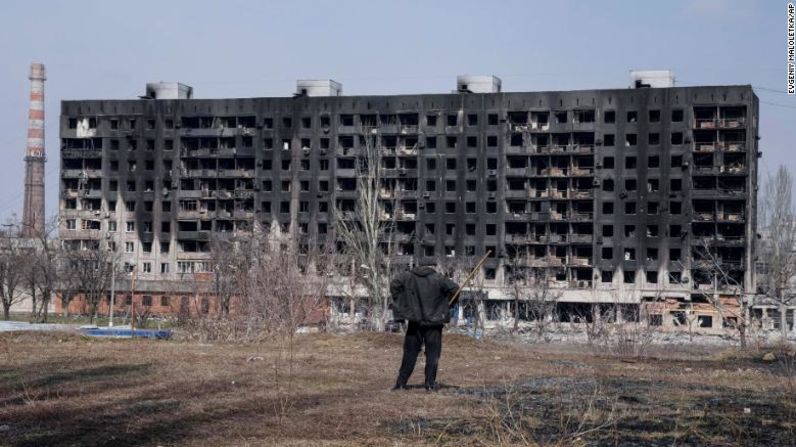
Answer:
[
  {"xmin": 22, "ymin": 63, "xmax": 46, "ymax": 237},
  {"xmin": 26, "ymin": 63, "xmax": 46, "ymax": 158}
]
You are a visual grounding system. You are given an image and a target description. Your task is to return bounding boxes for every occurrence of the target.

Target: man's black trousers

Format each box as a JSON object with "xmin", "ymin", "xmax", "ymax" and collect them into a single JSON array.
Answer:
[{"xmin": 396, "ymin": 321, "xmax": 443, "ymax": 387}]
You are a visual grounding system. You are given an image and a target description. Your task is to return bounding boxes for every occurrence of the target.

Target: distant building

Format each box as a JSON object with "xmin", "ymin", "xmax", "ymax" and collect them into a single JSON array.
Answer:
[{"xmin": 58, "ymin": 74, "xmax": 760, "ymax": 331}]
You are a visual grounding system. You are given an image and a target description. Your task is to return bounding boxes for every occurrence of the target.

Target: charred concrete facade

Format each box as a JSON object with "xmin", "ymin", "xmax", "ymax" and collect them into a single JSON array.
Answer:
[{"xmin": 59, "ymin": 81, "xmax": 759, "ymax": 328}]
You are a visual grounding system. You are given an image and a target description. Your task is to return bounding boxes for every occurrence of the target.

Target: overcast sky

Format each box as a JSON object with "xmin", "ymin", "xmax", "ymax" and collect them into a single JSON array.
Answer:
[{"xmin": 0, "ymin": 0, "xmax": 792, "ymax": 222}]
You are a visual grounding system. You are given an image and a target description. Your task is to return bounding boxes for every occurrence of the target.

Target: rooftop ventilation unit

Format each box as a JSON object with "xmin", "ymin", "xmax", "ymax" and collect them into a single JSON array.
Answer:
[
  {"xmin": 630, "ymin": 70, "xmax": 675, "ymax": 89},
  {"xmin": 456, "ymin": 75, "xmax": 502, "ymax": 93},
  {"xmin": 144, "ymin": 82, "xmax": 193, "ymax": 99},
  {"xmin": 296, "ymin": 79, "xmax": 342, "ymax": 97}
]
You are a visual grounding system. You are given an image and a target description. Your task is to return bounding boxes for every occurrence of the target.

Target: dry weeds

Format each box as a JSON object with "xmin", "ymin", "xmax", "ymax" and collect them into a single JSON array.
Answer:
[{"xmin": 0, "ymin": 331, "xmax": 794, "ymax": 446}]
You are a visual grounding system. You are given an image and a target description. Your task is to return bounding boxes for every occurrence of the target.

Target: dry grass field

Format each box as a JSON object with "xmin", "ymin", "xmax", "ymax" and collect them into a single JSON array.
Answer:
[{"xmin": 1, "ymin": 330, "xmax": 795, "ymax": 446}]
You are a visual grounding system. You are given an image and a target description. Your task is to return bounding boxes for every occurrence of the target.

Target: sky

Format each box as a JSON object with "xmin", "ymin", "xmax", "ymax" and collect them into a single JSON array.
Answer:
[{"xmin": 0, "ymin": 0, "xmax": 792, "ymax": 222}]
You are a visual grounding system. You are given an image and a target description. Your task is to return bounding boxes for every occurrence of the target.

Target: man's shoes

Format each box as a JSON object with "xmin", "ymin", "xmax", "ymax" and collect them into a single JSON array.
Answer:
[
  {"xmin": 424, "ymin": 382, "xmax": 439, "ymax": 392},
  {"xmin": 391, "ymin": 383, "xmax": 407, "ymax": 391}
]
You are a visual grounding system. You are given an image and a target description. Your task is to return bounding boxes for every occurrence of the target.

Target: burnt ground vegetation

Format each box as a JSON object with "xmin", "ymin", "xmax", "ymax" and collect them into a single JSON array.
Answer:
[{"xmin": 0, "ymin": 331, "xmax": 794, "ymax": 446}]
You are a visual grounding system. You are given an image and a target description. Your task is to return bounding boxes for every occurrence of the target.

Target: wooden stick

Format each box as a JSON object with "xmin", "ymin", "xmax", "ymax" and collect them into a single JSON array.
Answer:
[{"xmin": 448, "ymin": 250, "xmax": 492, "ymax": 306}]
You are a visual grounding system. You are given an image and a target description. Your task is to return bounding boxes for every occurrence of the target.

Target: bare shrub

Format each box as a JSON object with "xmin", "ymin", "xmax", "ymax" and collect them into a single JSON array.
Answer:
[
  {"xmin": 585, "ymin": 305, "xmax": 655, "ymax": 358},
  {"xmin": 480, "ymin": 377, "xmax": 623, "ymax": 446}
]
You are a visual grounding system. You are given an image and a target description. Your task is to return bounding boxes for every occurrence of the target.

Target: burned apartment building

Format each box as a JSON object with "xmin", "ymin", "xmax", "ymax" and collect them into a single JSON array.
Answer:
[{"xmin": 58, "ymin": 73, "xmax": 759, "ymax": 330}]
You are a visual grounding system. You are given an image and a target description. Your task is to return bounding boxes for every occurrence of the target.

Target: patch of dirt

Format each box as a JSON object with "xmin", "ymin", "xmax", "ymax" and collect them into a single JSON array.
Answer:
[{"xmin": 0, "ymin": 331, "xmax": 793, "ymax": 446}]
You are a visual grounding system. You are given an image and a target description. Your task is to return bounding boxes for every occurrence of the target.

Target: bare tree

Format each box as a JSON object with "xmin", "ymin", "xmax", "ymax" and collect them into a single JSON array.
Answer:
[
  {"xmin": 57, "ymin": 253, "xmax": 80, "ymax": 317},
  {"xmin": 209, "ymin": 233, "xmax": 242, "ymax": 316},
  {"xmin": 0, "ymin": 231, "xmax": 27, "ymax": 320},
  {"xmin": 24, "ymin": 216, "xmax": 60, "ymax": 323},
  {"xmin": 692, "ymin": 239, "xmax": 750, "ymax": 347},
  {"xmin": 334, "ymin": 128, "xmax": 397, "ymax": 331},
  {"xmin": 64, "ymin": 247, "xmax": 116, "ymax": 323},
  {"xmin": 230, "ymin": 223, "xmax": 331, "ymax": 422},
  {"xmin": 505, "ymin": 255, "xmax": 561, "ymax": 339},
  {"xmin": 758, "ymin": 165, "xmax": 796, "ymax": 338}
]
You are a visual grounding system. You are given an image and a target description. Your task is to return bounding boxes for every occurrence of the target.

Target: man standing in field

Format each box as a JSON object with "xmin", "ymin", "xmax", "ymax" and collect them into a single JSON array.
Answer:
[{"xmin": 390, "ymin": 260, "xmax": 459, "ymax": 391}]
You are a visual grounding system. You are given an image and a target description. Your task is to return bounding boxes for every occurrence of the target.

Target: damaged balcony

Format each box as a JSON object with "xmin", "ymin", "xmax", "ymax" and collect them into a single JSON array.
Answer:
[
  {"xmin": 693, "ymin": 106, "xmax": 717, "ymax": 129},
  {"xmin": 397, "ymin": 135, "xmax": 419, "ymax": 155},
  {"xmin": 719, "ymin": 130, "xmax": 746, "ymax": 152},
  {"xmin": 718, "ymin": 106, "xmax": 746, "ymax": 128},
  {"xmin": 530, "ymin": 111, "xmax": 550, "ymax": 131},
  {"xmin": 720, "ymin": 152, "xmax": 747, "ymax": 174}
]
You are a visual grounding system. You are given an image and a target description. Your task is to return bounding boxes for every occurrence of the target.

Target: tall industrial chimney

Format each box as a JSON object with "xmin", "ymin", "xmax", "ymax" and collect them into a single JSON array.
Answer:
[{"xmin": 22, "ymin": 62, "xmax": 46, "ymax": 238}]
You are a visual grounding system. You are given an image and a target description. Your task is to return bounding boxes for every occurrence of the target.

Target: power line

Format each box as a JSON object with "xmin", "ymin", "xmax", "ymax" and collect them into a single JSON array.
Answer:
[
  {"xmin": 753, "ymin": 85, "xmax": 792, "ymax": 95},
  {"xmin": 758, "ymin": 99, "xmax": 796, "ymax": 110}
]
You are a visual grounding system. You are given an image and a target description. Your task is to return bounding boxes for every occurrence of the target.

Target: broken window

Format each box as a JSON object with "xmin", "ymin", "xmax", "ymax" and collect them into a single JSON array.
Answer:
[
  {"xmin": 447, "ymin": 114, "xmax": 457, "ymax": 126},
  {"xmin": 627, "ymin": 111, "xmax": 638, "ymax": 123},
  {"xmin": 625, "ymin": 202, "xmax": 636, "ymax": 214},
  {"xmin": 603, "ymin": 156, "xmax": 614, "ymax": 169},
  {"xmin": 625, "ymin": 157, "xmax": 637, "ymax": 169},
  {"xmin": 649, "ymin": 110, "xmax": 661, "ymax": 122},
  {"xmin": 648, "ymin": 133, "xmax": 660, "ymax": 145},
  {"xmin": 604, "ymin": 110, "xmax": 616, "ymax": 123},
  {"xmin": 602, "ymin": 202, "xmax": 614, "ymax": 214},
  {"xmin": 624, "ymin": 270, "xmax": 636, "ymax": 283},
  {"xmin": 554, "ymin": 111, "xmax": 567, "ymax": 123},
  {"xmin": 671, "ymin": 132, "xmax": 684, "ymax": 145},
  {"xmin": 574, "ymin": 109, "xmax": 595, "ymax": 123},
  {"xmin": 446, "ymin": 180, "xmax": 456, "ymax": 192},
  {"xmin": 602, "ymin": 247, "xmax": 613, "ymax": 260},
  {"xmin": 625, "ymin": 134, "xmax": 637, "ymax": 146}
]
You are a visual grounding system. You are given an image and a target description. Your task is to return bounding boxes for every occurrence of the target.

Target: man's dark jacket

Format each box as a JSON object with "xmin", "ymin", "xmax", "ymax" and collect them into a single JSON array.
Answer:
[{"xmin": 390, "ymin": 267, "xmax": 459, "ymax": 325}]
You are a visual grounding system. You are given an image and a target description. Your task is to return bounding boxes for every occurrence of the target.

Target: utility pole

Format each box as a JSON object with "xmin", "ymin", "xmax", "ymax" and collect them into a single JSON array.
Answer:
[
  {"xmin": 106, "ymin": 191, "xmax": 119, "ymax": 327},
  {"xmin": 130, "ymin": 239, "xmax": 139, "ymax": 330},
  {"xmin": 108, "ymin": 262, "xmax": 115, "ymax": 327}
]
